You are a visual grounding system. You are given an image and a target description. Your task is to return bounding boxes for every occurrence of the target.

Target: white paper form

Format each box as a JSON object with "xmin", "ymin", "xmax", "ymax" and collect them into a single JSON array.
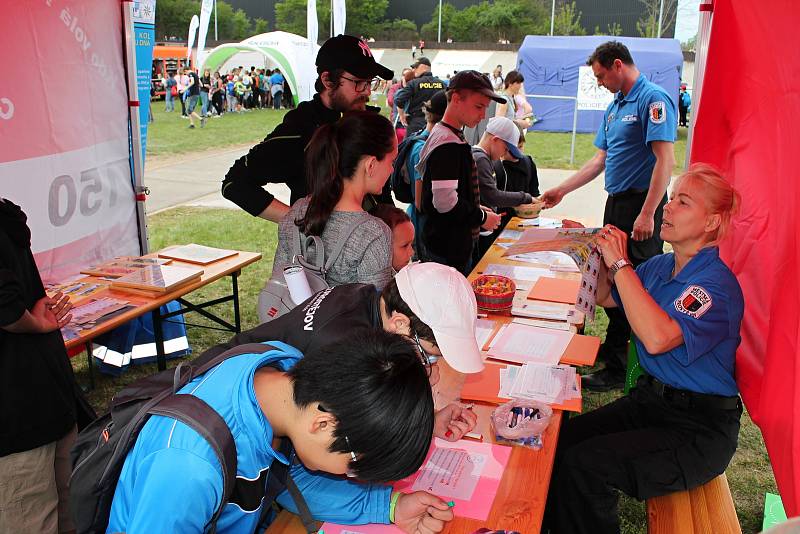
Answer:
[
  {"xmin": 488, "ymin": 323, "xmax": 574, "ymax": 365},
  {"xmin": 512, "ymin": 317, "xmax": 571, "ymax": 331},
  {"xmin": 498, "ymin": 228, "xmax": 523, "ymax": 240},
  {"xmin": 475, "ymin": 318, "xmax": 497, "ymax": 350},
  {"xmin": 511, "ymin": 295, "xmax": 571, "ymax": 321},
  {"xmin": 510, "ymin": 363, "xmax": 566, "ymax": 403},
  {"xmin": 411, "ymin": 447, "xmax": 486, "ymax": 501},
  {"xmin": 507, "ymin": 250, "xmax": 571, "ymax": 265}
]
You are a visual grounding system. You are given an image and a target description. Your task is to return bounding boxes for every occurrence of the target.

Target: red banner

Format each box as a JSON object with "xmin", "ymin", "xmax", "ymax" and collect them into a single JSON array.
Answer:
[
  {"xmin": 0, "ymin": 0, "xmax": 140, "ymax": 282},
  {"xmin": 691, "ymin": 0, "xmax": 800, "ymax": 516}
]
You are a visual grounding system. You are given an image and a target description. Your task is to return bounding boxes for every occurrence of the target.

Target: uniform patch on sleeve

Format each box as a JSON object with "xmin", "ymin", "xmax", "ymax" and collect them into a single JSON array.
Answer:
[
  {"xmin": 674, "ymin": 285, "xmax": 712, "ymax": 318},
  {"xmin": 649, "ymin": 101, "xmax": 666, "ymax": 124}
]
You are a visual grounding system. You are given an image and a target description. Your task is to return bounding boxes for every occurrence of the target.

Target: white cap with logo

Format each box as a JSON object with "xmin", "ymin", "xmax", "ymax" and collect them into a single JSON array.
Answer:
[
  {"xmin": 485, "ymin": 116, "xmax": 525, "ymax": 159},
  {"xmin": 394, "ymin": 262, "xmax": 484, "ymax": 374}
]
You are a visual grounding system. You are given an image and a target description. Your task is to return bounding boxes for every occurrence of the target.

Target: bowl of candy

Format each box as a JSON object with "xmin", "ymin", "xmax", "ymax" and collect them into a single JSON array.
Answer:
[
  {"xmin": 472, "ymin": 274, "xmax": 516, "ymax": 311},
  {"xmin": 515, "ymin": 201, "xmax": 543, "ymax": 219}
]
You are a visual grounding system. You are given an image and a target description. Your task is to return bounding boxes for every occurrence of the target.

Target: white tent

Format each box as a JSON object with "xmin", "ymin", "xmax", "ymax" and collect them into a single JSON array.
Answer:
[{"xmin": 202, "ymin": 31, "xmax": 319, "ymax": 104}]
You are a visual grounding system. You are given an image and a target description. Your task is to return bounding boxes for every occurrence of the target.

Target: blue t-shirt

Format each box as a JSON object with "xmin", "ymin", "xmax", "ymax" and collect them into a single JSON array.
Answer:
[
  {"xmin": 108, "ymin": 342, "xmax": 392, "ymax": 533},
  {"xmin": 594, "ymin": 74, "xmax": 677, "ymax": 195},
  {"xmin": 270, "ymin": 73, "xmax": 285, "ymax": 86},
  {"xmin": 405, "ymin": 130, "xmax": 430, "ymax": 224},
  {"xmin": 612, "ymin": 247, "xmax": 743, "ymax": 396}
]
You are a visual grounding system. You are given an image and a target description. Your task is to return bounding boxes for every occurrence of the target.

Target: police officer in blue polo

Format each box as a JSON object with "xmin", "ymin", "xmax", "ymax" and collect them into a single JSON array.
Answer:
[
  {"xmin": 544, "ymin": 164, "xmax": 744, "ymax": 533},
  {"xmin": 542, "ymin": 41, "xmax": 677, "ymax": 391}
]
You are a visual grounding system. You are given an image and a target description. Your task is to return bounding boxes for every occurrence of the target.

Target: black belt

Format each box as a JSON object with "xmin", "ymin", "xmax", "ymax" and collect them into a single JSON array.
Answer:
[
  {"xmin": 608, "ymin": 188, "xmax": 649, "ymax": 198},
  {"xmin": 639, "ymin": 375, "xmax": 741, "ymax": 411}
]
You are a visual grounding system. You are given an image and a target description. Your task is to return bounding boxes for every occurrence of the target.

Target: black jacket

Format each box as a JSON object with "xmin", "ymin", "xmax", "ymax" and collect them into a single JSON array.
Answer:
[
  {"xmin": 492, "ymin": 155, "xmax": 540, "ymax": 200},
  {"xmin": 196, "ymin": 284, "xmax": 382, "ymax": 363},
  {"xmin": 0, "ymin": 199, "xmax": 78, "ymax": 456},
  {"xmin": 222, "ymin": 94, "xmax": 342, "ymax": 215},
  {"xmin": 394, "ymin": 72, "xmax": 446, "ymax": 135}
]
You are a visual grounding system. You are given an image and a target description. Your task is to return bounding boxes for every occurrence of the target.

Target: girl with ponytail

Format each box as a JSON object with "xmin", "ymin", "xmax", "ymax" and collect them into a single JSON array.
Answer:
[{"xmin": 271, "ymin": 111, "xmax": 399, "ymax": 291}]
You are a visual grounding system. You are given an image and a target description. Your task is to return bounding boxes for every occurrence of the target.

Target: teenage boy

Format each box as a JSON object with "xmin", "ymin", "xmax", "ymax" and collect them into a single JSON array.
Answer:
[
  {"xmin": 198, "ymin": 262, "xmax": 484, "ymax": 441},
  {"xmin": 416, "ymin": 70, "xmax": 504, "ymax": 275},
  {"xmin": 108, "ymin": 332, "xmax": 453, "ymax": 533},
  {"xmin": 472, "ymin": 116, "xmax": 536, "ymax": 257}
]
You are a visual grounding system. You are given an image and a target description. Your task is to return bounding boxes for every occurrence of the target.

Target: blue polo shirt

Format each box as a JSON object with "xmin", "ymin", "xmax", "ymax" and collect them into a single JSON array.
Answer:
[
  {"xmin": 595, "ymin": 74, "xmax": 677, "ymax": 195},
  {"xmin": 612, "ymin": 247, "xmax": 744, "ymax": 396}
]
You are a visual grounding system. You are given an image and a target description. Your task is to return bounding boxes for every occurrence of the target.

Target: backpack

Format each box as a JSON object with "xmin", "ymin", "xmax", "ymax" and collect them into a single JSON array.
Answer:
[
  {"xmin": 69, "ymin": 343, "xmax": 316, "ymax": 534},
  {"xmin": 257, "ymin": 220, "xmax": 360, "ymax": 323},
  {"xmin": 390, "ymin": 131, "xmax": 428, "ymax": 204}
]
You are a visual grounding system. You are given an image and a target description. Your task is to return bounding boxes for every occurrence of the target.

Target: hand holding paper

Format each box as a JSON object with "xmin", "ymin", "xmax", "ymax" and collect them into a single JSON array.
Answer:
[{"xmin": 394, "ymin": 491, "xmax": 453, "ymax": 534}]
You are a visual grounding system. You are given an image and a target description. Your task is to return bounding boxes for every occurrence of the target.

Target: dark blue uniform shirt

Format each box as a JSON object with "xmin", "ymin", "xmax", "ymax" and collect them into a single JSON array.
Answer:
[{"xmin": 613, "ymin": 246, "xmax": 743, "ymax": 396}]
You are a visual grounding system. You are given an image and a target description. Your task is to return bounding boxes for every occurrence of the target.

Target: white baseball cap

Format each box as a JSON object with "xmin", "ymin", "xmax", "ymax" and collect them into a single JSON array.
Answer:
[
  {"xmin": 395, "ymin": 262, "xmax": 484, "ymax": 374},
  {"xmin": 485, "ymin": 116, "xmax": 525, "ymax": 159}
]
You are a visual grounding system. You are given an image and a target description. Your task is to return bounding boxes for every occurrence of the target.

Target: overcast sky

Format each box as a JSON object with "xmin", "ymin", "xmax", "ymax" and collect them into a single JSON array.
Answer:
[{"xmin": 675, "ymin": 0, "xmax": 701, "ymax": 42}]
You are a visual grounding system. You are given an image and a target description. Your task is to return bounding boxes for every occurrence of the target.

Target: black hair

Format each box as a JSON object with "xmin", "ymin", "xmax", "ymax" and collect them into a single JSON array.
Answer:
[
  {"xmin": 504, "ymin": 70, "xmax": 524, "ymax": 89},
  {"xmin": 289, "ymin": 329, "xmax": 434, "ymax": 482},
  {"xmin": 587, "ymin": 41, "xmax": 634, "ymax": 69},
  {"xmin": 298, "ymin": 111, "xmax": 395, "ymax": 236},
  {"xmin": 380, "ymin": 278, "xmax": 436, "ymax": 345},
  {"xmin": 314, "ymin": 68, "xmax": 345, "ymax": 93},
  {"xmin": 371, "ymin": 204, "xmax": 410, "ymax": 230}
]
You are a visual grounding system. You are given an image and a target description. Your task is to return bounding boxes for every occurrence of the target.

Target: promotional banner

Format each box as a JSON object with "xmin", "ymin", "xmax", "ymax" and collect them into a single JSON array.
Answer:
[
  {"xmin": 186, "ymin": 15, "xmax": 199, "ymax": 59},
  {"xmin": 133, "ymin": 0, "xmax": 156, "ymax": 163},
  {"xmin": 196, "ymin": 0, "xmax": 214, "ymax": 69},
  {"xmin": 332, "ymin": 0, "xmax": 346, "ymax": 36},
  {"xmin": 691, "ymin": 0, "xmax": 800, "ymax": 516},
  {"xmin": 0, "ymin": 0, "xmax": 140, "ymax": 282}
]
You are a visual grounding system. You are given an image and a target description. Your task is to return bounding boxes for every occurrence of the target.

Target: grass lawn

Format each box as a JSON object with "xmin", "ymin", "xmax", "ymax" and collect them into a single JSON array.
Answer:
[
  {"xmin": 146, "ymin": 95, "xmax": 689, "ymax": 174},
  {"xmin": 70, "ymin": 206, "xmax": 777, "ymax": 534}
]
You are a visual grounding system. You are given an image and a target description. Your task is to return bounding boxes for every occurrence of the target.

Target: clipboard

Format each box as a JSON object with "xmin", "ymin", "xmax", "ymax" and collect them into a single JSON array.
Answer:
[
  {"xmin": 461, "ymin": 361, "xmax": 583, "ymax": 412},
  {"xmin": 528, "ymin": 276, "xmax": 581, "ymax": 304}
]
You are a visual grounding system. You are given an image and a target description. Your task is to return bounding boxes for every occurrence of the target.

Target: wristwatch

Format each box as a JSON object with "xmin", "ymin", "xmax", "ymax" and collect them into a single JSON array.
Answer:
[{"xmin": 609, "ymin": 258, "xmax": 632, "ymax": 278}]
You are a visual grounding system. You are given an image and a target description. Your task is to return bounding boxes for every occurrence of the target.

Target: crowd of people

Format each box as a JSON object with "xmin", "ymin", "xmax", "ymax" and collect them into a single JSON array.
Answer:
[
  {"xmin": 1, "ymin": 35, "xmax": 742, "ymax": 534},
  {"xmin": 160, "ymin": 65, "xmax": 296, "ymax": 128}
]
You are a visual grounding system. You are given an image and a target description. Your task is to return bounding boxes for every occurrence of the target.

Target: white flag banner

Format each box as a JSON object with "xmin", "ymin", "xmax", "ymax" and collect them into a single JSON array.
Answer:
[
  {"xmin": 307, "ymin": 0, "xmax": 318, "ymax": 46},
  {"xmin": 332, "ymin": 0, "xmax": 346, "ymax": 36},
  {"xmin": 186, "ymin": 15, "xmax": 200, "ymax": 59},
  {"xmin": 196, "ymin": 0, "xmax": 214, "ymax": 67}
]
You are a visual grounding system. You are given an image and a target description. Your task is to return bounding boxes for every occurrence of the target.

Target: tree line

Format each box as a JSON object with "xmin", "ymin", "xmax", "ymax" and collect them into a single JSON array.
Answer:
[{"xmin": 156, "ymin": 0, "xmax": 677, "ymax": 44}]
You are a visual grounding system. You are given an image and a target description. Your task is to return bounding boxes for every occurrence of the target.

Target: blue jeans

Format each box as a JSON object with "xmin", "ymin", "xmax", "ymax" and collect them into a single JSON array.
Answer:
[
  {"xmin": 272, "ymin": 90, "xmax": 282, "ymax": 109},
  {"xmin": 165, "ymin": 90, "xmax": 174, "ymax": 111},
  {"xmin": 200, "ymin": 91, "xmax": 209, "ymax": 116}
]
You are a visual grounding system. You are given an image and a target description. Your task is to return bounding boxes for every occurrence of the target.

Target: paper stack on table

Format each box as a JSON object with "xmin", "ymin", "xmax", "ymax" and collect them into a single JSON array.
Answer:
[
  {"xmin": 484, "ymin": 263, "xmax": 551, "ymax": 291},
  {"xmin": 487, "ymin": 323, "xmax": 574, "ymax": 365},
  {"xmin": 499, "ymin": 363, "xmax": 580, "ymax": 405}
]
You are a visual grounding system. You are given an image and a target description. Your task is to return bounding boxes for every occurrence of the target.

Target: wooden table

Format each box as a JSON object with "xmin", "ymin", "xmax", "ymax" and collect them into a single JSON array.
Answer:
[
  {"xmin": 64, "ymin": 249, "xmax": 261, "ymax": 380},
  {"xmin": 266, "ymin": 218, "xmax": 599, "ymax": 534}
]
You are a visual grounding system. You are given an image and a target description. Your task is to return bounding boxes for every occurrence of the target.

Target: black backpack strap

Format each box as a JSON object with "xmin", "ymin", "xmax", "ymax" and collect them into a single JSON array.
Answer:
[
  {"xmin": 285, "ymin": 474, "xmax": 317, "ymax": 534},
  {"xmin": 256, "ymin": 439, "xmax": 317, "ymax": 534},
  {"xmin": 194, "ymin": 342, "xmax": 281, "ymax": 377},
  {"xmin": 148, "ymin": 394, "xmax": 237, "ymax": 534}
]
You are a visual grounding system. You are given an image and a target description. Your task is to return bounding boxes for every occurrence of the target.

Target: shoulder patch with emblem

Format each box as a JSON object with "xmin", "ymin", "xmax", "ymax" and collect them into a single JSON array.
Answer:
[
  {"xmin": 649, "ymin": 101, "xmax": 666, "ymax": 124},
  {"xmin": 674, "ymin": 285, "xmax": 712, "ymax": 318}
]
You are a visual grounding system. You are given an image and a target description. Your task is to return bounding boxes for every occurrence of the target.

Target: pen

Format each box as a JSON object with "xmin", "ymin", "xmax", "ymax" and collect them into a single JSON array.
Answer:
[
  {"xmin": 445, "ymin": 404, "xmax": 476, "ymax": 438},
  {"xmin": 447, "ymin": 501, "xmax": 455, "ymax": 508}
]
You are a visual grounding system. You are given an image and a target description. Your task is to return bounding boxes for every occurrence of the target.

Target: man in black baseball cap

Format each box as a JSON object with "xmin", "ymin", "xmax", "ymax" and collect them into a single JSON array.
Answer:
[{"xmin": 222, "ymin": 35, "xmax": 394, "ymax": 223}]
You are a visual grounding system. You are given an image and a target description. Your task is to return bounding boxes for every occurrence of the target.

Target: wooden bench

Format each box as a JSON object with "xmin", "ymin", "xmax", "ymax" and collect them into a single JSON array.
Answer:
[{"xmin": 647, "ymin": 473, "xmax": 741, "ymax": 534}]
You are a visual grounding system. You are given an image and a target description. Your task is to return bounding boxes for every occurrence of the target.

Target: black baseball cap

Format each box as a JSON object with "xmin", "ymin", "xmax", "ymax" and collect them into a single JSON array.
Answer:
[
  {"xmin": 423, "ymin": 90, "xmax": 447, "ymax": 116},
  {"xmin": 448, "ymin": 70, "xmax": 505, "ymax": 103},
  {"xmin": 411, "ymin": 57, "xmax": 432, "ymax": 68},
  {"xmin": 316, "ymin": 35, "xmax": 393, "ymax": 80}
]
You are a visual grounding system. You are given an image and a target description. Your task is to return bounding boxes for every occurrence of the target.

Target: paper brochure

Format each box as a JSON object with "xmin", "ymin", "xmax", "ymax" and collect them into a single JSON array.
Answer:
[{"xmin": 319, "ymin": 439, "xmax": 512, "ymax": 533}]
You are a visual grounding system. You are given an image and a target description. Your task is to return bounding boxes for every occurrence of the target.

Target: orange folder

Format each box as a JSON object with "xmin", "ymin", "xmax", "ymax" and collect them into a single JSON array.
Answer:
[
  {"xmin": 528, "ymin": 277, "xmax": 581, "ymax": 304},
  {"xmin": 560, "ymin": 333, "xmax": 601, "ymax": 367},
  {"xmin": 462, "ymin": 361, "xmax": 583, "ymax": 412}
]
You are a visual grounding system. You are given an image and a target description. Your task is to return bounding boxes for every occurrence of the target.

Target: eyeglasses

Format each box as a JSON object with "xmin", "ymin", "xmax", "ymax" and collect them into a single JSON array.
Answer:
[
  {"xmin": 339, "ymin": 75, "xmax": 376, "ymax": 92},
  {"xmin": 413, "ymin": 330, "xmax": 439, "ymax": 377},
  {"xmin": 318, "ymin": 404, "xmax": 358, "ymax": 478},
  {"xmin": 344, "ymin": 435, "xmax": 358, "ymax": 478}
]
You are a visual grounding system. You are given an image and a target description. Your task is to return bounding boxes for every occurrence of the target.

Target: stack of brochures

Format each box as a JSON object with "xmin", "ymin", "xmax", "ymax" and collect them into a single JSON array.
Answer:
[{"xmin": 498, "ymin": 363, "xmax": 580, "ymax": 406}]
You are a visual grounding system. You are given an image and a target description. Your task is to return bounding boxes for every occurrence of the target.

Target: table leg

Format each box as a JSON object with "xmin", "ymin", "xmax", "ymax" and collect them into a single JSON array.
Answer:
[
  {"xmin": 232, "ymin": 270, "xmax": 241, "ymax": 333},
  {"xmin": 152, "ymin": 307, "xmax": 167, "ymax": 371}
]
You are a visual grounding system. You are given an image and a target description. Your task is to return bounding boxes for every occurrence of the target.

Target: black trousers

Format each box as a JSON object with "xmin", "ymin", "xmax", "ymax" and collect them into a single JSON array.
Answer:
[
  {"xmin": 544, "ymin": 379, "xmax": 742, "ymax": 534},
  {"xmin": 601, "ymin": 190, "xmax": 667, "ymax": 374},
  {"xmin": 679, "ymin": 106, "xmax": 689, "ymax": 127}
]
